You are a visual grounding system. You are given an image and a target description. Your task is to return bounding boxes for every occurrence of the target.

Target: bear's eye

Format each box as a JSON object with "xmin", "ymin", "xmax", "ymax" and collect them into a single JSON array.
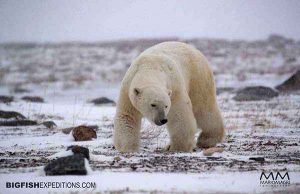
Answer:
[
  {"xmin": 165, "ymin": 106, "xmax": 168, "ymax": 108},
  {"xmin": 151, "ymin": 104, "xmax": 156, "ymax": 107}
]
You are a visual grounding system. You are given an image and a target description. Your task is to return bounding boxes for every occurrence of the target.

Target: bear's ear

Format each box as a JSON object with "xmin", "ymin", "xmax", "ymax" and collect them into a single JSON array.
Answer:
[
  {"xmin": 167, "ymin": 89, "xmax": 172, "ymax": 97},
  {"xmin": 134, "ymin": 88, "xmax": 142, "ymax": 96}
]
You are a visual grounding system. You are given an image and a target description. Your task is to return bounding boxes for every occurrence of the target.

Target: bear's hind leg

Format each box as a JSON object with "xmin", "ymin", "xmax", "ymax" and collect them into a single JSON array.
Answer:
[
  {"xmin": 166, "ymin": 95, "xmax": 197, "ymax": 152},
  {"xmin": 195, "ymin": 105, "xmax": 225, "ymax": 148}
]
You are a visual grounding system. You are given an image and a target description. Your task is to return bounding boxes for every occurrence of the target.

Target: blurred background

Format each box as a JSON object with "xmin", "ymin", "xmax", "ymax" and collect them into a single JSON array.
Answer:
[
  {"xmin": 0, "ymin": 0, "xmax": 299, "ymax": 101},
  {"xmin": 1, "ymin": 0, "xmax": 300, "ymax": 42}
]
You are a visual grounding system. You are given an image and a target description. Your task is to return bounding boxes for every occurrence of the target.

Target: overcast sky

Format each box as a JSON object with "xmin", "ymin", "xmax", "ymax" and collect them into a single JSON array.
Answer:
[{"xmin": 0, "ymin": 0, "xmax": 300, "ymax": 43}]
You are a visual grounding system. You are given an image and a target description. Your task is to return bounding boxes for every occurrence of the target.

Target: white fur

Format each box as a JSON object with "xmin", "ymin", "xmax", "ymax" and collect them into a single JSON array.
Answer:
[{"xmin": 114, "ymin": 42, "xmax": 224, "ymax": 152}]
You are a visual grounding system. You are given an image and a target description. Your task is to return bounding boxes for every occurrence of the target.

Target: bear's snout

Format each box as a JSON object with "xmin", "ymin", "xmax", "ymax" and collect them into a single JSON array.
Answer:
[
  {"xmin": 160, "ymin": 119, "xmax": 168, "ymax": 125},
  {"xmin": 155, "ymin": 118, "xmax": 168, "ymax": 126}
]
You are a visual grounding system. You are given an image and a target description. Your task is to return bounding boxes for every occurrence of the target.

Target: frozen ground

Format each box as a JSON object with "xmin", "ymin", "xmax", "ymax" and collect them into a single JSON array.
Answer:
[{"xmin": 0, "ymin": 36, "xmax": 300, "ymax": 193}]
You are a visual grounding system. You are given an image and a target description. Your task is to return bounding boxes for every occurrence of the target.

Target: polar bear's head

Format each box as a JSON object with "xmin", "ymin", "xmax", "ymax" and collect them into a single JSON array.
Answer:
[{"xmin": 130, "ymin": 86, "xmax": 172, "ymax": 126}]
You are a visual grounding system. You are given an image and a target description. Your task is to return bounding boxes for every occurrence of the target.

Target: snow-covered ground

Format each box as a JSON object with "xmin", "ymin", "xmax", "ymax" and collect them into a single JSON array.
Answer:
[{"xmin": 0, "ymin": 36, "xmax": 300, "ymax": 193}]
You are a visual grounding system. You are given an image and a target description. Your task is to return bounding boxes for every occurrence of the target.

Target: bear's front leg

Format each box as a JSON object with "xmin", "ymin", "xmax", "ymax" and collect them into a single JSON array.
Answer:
[
  {"xmin": 113, "ymin": 112, "xmax": 141, "ymax": 152},
  {"xmin": 166, "ymin": 95, "xmax": 197, "ymax": 152}
]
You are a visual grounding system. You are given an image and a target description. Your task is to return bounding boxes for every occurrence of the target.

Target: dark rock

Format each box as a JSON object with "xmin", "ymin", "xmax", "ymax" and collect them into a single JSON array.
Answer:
[
  {"xmin": 67, "ymin": 145, "xmax": 90, "ymax": 160},
  {"xmin": 0, "ymin": 120, "xmax": 37, "ymax": 126},
  {"xmin": 267, "ymin": 34, "xmax": 294, "ymax": 49},
  {"xmin": 254, "ymin": 123, "xmax": 265, "ymax": 127},
  {"xmin": 41, "ymin": 121, "xmax": 57, "ymax": 129},
  {"xmin": 276, "ymin": 70, "xmax": 300, "ymax": 92},
  {"xmin": 216, "ymin": 87, "xmax": 235, "ymax": 95},
  {"xmin": 130, "ymin": 164, "xmax": 137, "ymax": 171},
  {"xmin": 233, "ymin": 86, "xmax": 279, "ymax": 101},
  {"xmin": 13, "ymin": 87, "xmax": 30, "ymax": 93},
  {"xmin": 90, "ymin": 97, "xmax": 115, "ymax": 105},
  {"xmin": 0, "ymin": 110, "xmax": 40, "ymax": 126},
  {"xmin": 285, "ymin": 57, "xmax": 297, "ymax": 63},
  {"xmin": 249, "ymin": 157, "xmax": 265, "ymax": 162},
  {"xmin": 72, "ymin": 125, "xmax": 97, "ymax": 141},
  {"xmin": 0, "ymin": 96, "xmax": 14, "ymax": 104},
  {"xmin": 44, "ymin": 155, "xmax": 87, "ymax": 176},
  {"xmin": 21, "ymin": 96, "xmax": 44, "ymax": 103},
  {"xmin": 0, "ymin": 110, "xmax": 26, "ymax": 120},
  {"xmin": 263, "ymin": 140, "xmax": 277, "ymax": 146},
  {"xmin": 62, "ymin": 125, "xmax": 99, "ymax": 134}
]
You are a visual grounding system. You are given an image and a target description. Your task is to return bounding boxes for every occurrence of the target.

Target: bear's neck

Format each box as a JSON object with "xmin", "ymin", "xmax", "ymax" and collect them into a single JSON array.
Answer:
[{"xmin": 132, "ymin": 69, "xmax": 168, "ymax": 89}]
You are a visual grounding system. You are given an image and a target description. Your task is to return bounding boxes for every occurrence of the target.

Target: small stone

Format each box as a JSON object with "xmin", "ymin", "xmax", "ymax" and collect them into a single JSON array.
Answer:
[
  {"xmin": 21, "ymin": 96, "xmax": 44, "ymax": 103},
  {"xmin": 67, "ymin": 145, "xmax": 90, "ymax": 160},
  {"xmin": 0, "ymin": 96, "xmax": 14, "ymax": 104},
  {"xmin": 233, "ymin": 86, "xmax": 278, "ymax": 101},
  {"xmin": 62, "ymin": 127, "xmax": 74, "ymax": 134},
  {"xmin": 276, "ymin": 70, "xmax": 300, "ymax": 92},
  {"xmin": 254, "ymin": 123, "xmax": 265, "ymax": 127},
  {"xmin": 41, "ymin": 121, "xmax": 57, "ymax": 129},
  {"xmin": 249, "ymin": 157, "xmax": 265, "ymax": 162},
  {"xmin": 130, "ymin": 164, "xmax": 137, "ymax": 171},
  {"xmin": 62, "ymin": 125, "xmax": 99, "ymax": 134},
  {"xmin": 90, "ymin": 97, "xmax": 115, "ymax": 105},
  {"xmin": 72, "ymin": 125, "xmax": 97, "ymax": 141},
  {"xmin": 114, "ymin": 156, "xmax": 121, "ymax": 162},
  {"xmin": 263, "ymin": 140, "xmax": 276, "ymax": 146},
  {"xmin": 44, "ymin": 155, "xmax": 87, "ymax": 176},
  {"xmin": 203, "ymin": 147, "xmax": 224, "ymax": 156},
  {"xmin": 13, "ymin": 87, "xmax": 30, "ymax": 93}
]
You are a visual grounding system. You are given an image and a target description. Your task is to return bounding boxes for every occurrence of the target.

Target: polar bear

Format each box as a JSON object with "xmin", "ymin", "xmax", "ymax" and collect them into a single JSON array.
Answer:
[{"xmin": 113, "ymin": 41, "xmax": 224, "ymax": 152}]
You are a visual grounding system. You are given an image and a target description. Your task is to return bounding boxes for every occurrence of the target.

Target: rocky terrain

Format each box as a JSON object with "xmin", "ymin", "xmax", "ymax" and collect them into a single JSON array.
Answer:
[{"xmin": 0, "ymin": 35, "xmax": 299, "ymax": 193}]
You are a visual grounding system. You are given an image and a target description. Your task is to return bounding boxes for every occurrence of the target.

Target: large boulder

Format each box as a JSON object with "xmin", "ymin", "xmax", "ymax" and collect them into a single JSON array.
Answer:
[
  {"xmin": 72, "ymin": 125, "xmax": 97, "ymax": 141},
  {"xmin": 0, "ymin": 110, "xmax": 38, "ymax": 126},
  {"xmin": 44, "ymin": 155, "xmax": 87, "ymax": 176},
  {"xmin": 0, "ymin": 110, "xmax": 57, "ymax": 127},
  {"xmin": 0, "ymin": 120, "xmax": 37, "ymax": 126},
  {"xmin": 233, "ymin": 86, "xmax": 279, "ymax": 101},
  {"xmin": 276, "ymin": 70, "xmax": 300, "ymax": 92}
]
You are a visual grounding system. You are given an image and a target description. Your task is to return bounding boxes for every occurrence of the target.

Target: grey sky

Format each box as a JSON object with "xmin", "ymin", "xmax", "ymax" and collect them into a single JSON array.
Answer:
[{"xmin": 0, "ymin": 0, "xmax": 300, "ymax": 43}]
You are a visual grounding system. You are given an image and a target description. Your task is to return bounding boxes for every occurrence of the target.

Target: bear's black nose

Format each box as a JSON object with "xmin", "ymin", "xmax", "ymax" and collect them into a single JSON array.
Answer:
[{"xmin": 160, "ymin": 119, "xmax": 168, "ymax": 125}]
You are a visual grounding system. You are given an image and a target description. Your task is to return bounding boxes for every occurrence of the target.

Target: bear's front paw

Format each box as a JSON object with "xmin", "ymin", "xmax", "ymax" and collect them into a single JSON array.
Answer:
[{"xmin": 114, "ymin": 142, "xmax": 139, "ymax": 153}]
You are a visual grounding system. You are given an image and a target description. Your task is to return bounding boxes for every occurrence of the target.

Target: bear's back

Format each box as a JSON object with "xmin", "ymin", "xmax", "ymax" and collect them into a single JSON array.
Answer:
[
  {"xmin": 139, "ymin": 41, "xmax": 208, "ymax": 71},
  {"xmin": 127, "ymin": 41, "xmax": 212, "ymax": 93},
  {"xmin": 141, "ymin": 41, "xmax": 210, "ymax": 85}
]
